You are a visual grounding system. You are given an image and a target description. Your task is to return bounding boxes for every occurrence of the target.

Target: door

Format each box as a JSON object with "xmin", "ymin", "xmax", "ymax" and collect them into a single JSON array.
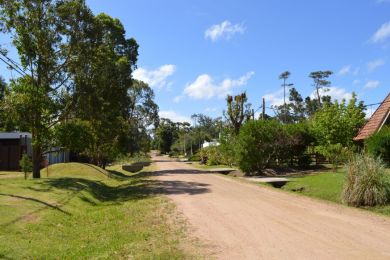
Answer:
[{"xmin": 0, "ymin": 145, "xmax": 9, "ymax": 171}]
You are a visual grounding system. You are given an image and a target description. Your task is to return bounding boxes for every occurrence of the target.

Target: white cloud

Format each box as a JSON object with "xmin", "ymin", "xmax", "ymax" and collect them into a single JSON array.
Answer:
[
  {"xmin": 262, "ymin": 88, "xmax": 287, "ymax": 107},
  {"xmin": 337, "ymin": 65, "xmax": 351, "ymax": 76},
  {"xmin": 310, "ymin": 87, "xmax": 353, "ymax": 102},
  {"xmin": 183, "ymin": 71, "xmax": 254, "ymax": 100},
  {"xmin": 367, "ymin": 58, "xmax": 386, "ymax": 72},
  {"xmin": 204, "ymin": 107, "xmax": 218, "ymax": 113},
  {"xmin": 173, "ymin": 95, "xmax": 183, "ymax": 103},
  {"xmin": 205, "ymin": 20, "xmax": 245, "ymax": 42},
  {"xmin": 159, "ymin": 110, "xmax": 191, "ymax": 123},
  {"xmin": 133, "ymin": 64, "xmax": 176, "ymax": 89},
  {"xmin": 364, "ymin": 80, "xmax": 380, "ymax": 89},
  {"xmin": 371, "ymin": 21, "xmax": 390, "ymax": 43},
  {"xmin": 265, "ymin": 86, "xmax": 354, "ymax": 107},
  {"xmin": 353, "ymin": 79, "xmax": 361, "ymax": 85}
]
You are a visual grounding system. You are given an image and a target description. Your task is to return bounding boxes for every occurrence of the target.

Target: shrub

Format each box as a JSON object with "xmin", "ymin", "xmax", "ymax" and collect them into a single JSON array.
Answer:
[
  {"xmin": 315, "ymin": 144, "xmax": 351, "ymax": 171},
  {"xmin": 342, "ymin": 153, "xmax": 390, "ymax": 207},
  {"xmin": 199, "ymin": 146, "xmax": 222, "ymax": 166},
  {"xmin": 284, "ymin": 123, "xmax": 313, "ymax": 167},
  {"xmin": 218, "ymin": 129, "xmax": 238, "ymax": 166},
  {"xmin": 236, "ymin": 120, "xmax": 287, "ymax": 175},
  {"xmin": 19, "ymin": 153, "xmax": 32, "ymax": 180},
  {"xmin": 366, "ymin": 126, "xmax": 390, "ymax": 165},
  {"xmin": 188, "ymin": 153, "xmax": 201, "ymax": 162}
]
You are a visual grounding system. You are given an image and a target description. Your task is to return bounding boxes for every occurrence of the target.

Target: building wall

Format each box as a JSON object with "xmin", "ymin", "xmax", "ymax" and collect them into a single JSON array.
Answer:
[
  {"xmin": 46, "ymin": 150, "xmax": 70, "ymax": 165},
  {"xmin": 0, "ymin": 139, "xmax": 22, "ymax": 171}
]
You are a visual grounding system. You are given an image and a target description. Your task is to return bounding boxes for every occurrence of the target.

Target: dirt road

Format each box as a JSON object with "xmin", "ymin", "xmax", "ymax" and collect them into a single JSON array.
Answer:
[{"xmin": 152, "ymin": 155, "xmax": 390, "ymax": 259}]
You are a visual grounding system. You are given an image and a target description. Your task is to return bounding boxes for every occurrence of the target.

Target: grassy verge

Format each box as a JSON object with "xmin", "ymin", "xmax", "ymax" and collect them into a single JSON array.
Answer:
[
  {"xmin": 0, "ymin": 163, "xmax": 199, "ymax": 259},
  {"xmin": 282, "ymin": 169, "xmax": 390, "ymax": 216}
]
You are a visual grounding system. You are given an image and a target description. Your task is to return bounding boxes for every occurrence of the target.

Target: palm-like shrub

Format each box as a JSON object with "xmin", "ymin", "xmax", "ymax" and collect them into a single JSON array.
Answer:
[{"xmin": 342, "ymin": 153, "xmax": 390, "ymax": 207}]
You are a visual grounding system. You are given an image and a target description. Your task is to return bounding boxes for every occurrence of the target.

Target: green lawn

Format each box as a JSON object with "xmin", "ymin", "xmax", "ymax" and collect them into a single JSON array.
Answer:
[
  {"xmin": 282, "ymin": 169, "xmax": 390, "ymax": 216},
  {"xmin": 0, "ymin": 163, "xmax": 199, "ymax": 259}
]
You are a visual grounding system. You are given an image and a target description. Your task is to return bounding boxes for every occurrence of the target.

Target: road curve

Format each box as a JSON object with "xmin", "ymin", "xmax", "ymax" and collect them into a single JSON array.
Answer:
[{"xmin": 152, "ymin": 155, "xmax": 390, "ymax": 259}]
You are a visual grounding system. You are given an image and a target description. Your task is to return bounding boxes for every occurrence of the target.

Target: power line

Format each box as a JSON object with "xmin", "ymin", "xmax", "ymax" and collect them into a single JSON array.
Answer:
[
  {"xmin": 0, "ymin": 55, "xmax": 27, "ymax": 77},
  {"xmin": 0, "ymin": 51, "xmax": 30, "ymax": 76}
]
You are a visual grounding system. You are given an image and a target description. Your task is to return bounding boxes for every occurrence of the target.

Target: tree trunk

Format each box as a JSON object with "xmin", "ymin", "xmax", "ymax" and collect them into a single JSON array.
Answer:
[{"xmin": 32, "ymin": 145, "xmax": 41, "ymax": 179}]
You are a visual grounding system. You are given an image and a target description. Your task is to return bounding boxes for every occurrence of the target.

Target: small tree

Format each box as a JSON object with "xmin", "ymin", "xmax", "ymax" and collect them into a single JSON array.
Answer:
[
  {"xmin": 309, "ymin": 70, "xmax": 333, "ymax": 107},
  {"xmin": 310, "ymin": 93, "xmax": 365, "ymax": 156},
  {"xmin": 19, "ymin": 153, "xmax": 33, "ymax": 180}
]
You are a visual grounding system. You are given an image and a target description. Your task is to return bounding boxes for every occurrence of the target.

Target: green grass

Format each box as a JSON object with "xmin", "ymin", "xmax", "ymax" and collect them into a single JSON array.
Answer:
[
  {"xmin": 282, "ymin": 169, "xmax": 390, "ymax": 216},
  {"xmin": 282, "ymin": 172, "xmax": 345, "ymax": 203},
  {"xmin": 0, "ymin": 163, "xmax": 198, "ymax": 259}
]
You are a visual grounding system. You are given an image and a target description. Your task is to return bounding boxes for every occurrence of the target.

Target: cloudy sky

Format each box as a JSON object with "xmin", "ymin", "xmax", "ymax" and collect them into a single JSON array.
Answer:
[{"xmin": 1, "ymin": 0, "xmax": 390, "ymax": 123}]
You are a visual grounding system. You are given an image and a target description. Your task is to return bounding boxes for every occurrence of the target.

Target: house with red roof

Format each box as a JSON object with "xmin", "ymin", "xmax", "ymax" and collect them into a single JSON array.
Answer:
[{"xmin": 354, "ymin": 93, "xmax": 390, "ymax": 142}]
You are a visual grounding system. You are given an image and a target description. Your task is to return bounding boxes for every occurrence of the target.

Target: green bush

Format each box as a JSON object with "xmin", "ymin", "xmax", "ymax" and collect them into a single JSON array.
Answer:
[
  {"xmin": 237, "ymin": 120, "xmax": 287, "ymax": 174},
  {"xmin": 188, "ymin": 153, "xmax": 201, "ymax": 162},
  {"xmin": 342, "ymin": 153, "xmax": 390, "ymax": 207},
  {"xmin": 366, "ymin": 126, "xmax": 390, "ymax": 165},
  {"xmin": 19, "ymin": 153, "xmax": 32, "ymax": 180},
  {"xmin": 315, "ymin": 143, "xmax": 351, "ymax": 171},
  {"xmin": 218, "ymin": 129, "xmax": 238, "ymax": 166},
  {"xmin": 199, "ymin": 146, "xmax": 222, "ymax": 166},
  {"xmin": 236, "ymin": 120, "xmax": 314, "ymax": 174},
  {"xmin": 284, "ymin": 123, "xmax": 313, "ymax": 167}
]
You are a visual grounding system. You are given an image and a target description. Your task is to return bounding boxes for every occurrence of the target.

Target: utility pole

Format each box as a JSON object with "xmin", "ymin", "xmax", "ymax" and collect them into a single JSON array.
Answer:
[{"xmin": 262, "ymin": 98, "xmax": 265, "ymax": 120}]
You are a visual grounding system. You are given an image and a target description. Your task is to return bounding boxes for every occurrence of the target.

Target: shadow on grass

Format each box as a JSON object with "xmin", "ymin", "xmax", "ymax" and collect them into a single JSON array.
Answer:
[
  {"xmin": 106, "ymin": 170, "xmax": 134, "ymax": 181},
  {"xmin": 1, "ymin": 167, "xmax": 210, "ymax": 227},
  {"xmin": 0, "ymin": 192, "xmax": 75, "ymax": 228},
  {"xmin": 43, "ymin": 169, "xmax": 210, "ymax": 206},
  {"xmin": 0, "ymin": 253, "xmax": 12, "ymax": 260},
  {"xmin": 0, "ymin": 193, "xmax": 71, "ymax": 215}
]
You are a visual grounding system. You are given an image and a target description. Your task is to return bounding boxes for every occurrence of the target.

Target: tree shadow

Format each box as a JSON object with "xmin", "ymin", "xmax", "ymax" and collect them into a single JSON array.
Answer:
[
  {"xmin": 106, "ymin": 169, "xmax": 134, "ymax": 181},
  {"xmin": 0, "ymin": 253, "xmax": 12, "ymax": 260},
  {"xmin": 0, "ymin": 192, "xmax": 74, "ymax": 228},
  {"xmin": 1, "ymin": 167, "xmax": 211, "ymax": 227},
  {"xmin": 81, "ymin": 163, "xmax": 110, "ymax": 177},
  {"xmin": 0, "ymin": 193, "xmax": 71, "ymax": 215},
  {"xmin": 44, "ymin": 176, "xmax": 210, "ymax": 205},
  {"xmin": 132, "ymin": 169, "xmax": 209, "ymax": 179}
]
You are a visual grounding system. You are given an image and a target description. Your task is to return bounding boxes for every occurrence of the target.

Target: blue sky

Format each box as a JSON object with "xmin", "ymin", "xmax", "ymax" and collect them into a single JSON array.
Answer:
[{"xmin": 1, "ymin": 0, "xmax": 390, "ymax": 122}]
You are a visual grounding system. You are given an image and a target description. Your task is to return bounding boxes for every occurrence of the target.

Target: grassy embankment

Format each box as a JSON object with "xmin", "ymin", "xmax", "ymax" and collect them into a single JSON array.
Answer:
[{"xmin": 0, "ymin": 163, "xmax": 200, "ymax": 259}]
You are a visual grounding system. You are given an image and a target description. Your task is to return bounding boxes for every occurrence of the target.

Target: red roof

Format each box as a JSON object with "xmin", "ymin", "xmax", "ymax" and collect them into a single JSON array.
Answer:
[{"xmin": 354, "ymin": 92, "xmax": 390, "ymax": 141}]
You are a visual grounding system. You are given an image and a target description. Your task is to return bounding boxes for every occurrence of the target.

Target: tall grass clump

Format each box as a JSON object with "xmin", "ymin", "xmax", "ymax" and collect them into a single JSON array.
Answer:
[{"xmin": 342, "ymin": 153, "xmax": 390, "ymax": 207}]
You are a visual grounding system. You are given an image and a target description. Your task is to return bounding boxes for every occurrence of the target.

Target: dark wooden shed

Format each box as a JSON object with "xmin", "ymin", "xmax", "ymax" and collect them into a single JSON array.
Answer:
[{"xmin": 0, "ymin": 132, "xmax": 32, "ymax": 171}]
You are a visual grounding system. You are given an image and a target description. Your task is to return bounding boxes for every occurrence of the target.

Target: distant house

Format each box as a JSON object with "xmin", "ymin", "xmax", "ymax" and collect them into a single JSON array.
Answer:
[
  {"xmin": 354, "ymin": 92, "xmax": 390, "ymax": 142},
  {"xmin": 46, "ymin": 148, "xmax": 70, "ymax": 165},
  {"xmin": 202, "ymin": 140, "xmax": 220, "ymax": 148},
  {"xmin": 0, "ymin": 132, "xmax": 32, "ymax": 171}
]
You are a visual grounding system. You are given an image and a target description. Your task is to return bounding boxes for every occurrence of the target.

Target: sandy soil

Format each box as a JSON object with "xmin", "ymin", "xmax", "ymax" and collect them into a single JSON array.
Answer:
[{"xmin": 152, "ymin": 155, "xmax": 390, "ymax": 260}]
